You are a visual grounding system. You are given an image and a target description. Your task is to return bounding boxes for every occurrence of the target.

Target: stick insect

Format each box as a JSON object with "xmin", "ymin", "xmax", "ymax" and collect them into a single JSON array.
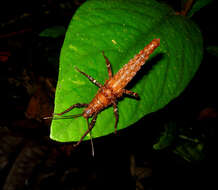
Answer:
[{"xmin": 45, "ymin": 39, "xmax": 160, "ymax": 153}]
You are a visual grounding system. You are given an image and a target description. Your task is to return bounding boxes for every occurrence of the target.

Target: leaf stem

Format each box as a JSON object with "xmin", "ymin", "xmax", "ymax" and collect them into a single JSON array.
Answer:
[{"xmin": 180, "ymin": 0, "xmax": 194, "ymax": 16}]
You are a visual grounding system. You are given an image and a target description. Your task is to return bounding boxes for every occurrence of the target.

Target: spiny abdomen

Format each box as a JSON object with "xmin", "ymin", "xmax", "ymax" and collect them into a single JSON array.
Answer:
[{"xmin": 107, "ymin": 39, "xmax": 160, "ymax": 93}]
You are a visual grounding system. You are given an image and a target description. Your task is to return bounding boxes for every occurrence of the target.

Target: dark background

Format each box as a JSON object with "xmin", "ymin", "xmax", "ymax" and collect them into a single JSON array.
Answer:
[{"xmin": 0, "ymin": 0, "xmax": 217, "ymax": 190}]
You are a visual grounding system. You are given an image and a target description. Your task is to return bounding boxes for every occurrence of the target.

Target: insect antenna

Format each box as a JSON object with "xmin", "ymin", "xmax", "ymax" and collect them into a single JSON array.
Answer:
[
  {"xmin": 86, "ymin": 118, "xmax": 95, "ymax": 157},
  {"xmin": 43, "ymin": 113, "xmax": 83, "ymax": 120}
]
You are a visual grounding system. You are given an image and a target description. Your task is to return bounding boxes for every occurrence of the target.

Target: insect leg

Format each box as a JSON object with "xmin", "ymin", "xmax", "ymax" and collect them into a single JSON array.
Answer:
[
  {"xmin": 102, "ymin": 51, "xmax": 113, "ymax": 79},
  {"xmin": 73, "ymin": 113, "xmax": 98, "ymax": 148},
  {"xmin": 123, "ymin": 89, "xmax": 139, "ymax": 99},
  {"xmin": 112, "ymin": 102, "xmax": 119, "ymax": 134},
  {"xmin": 54, "ymin": 103, "xmax": 89, "ymax": 116},
  {"xmin": 75, "ymin": 67, "xmax": 102, "ymax": 88}
]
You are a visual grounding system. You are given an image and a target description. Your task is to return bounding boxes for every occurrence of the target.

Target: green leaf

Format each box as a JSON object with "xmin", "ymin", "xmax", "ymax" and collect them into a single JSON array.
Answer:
[
  {"xmin": 153, "ymin": 121, "xmax": 177, "ymax": 150},
  {"xmin": 153, "ymin": 120, "xmax": 205, "ymax": 162},
  {"xmin": 207, "ymin": 46, "xmax": 218, "ymax": 57},
  {"xmin": 39, "ymin": 26, "xmax": 66, "ymax": 38},
  {"xmin": 187, "ymin": 0, "xmax": 213, "ymax": 17},
  {"xmin": 173, "ymin": 141, "xmax": 204, "ymax": 162},
  {"xmin": 50, "ymin": 0, "xmax": 203, "ymax": 142}
]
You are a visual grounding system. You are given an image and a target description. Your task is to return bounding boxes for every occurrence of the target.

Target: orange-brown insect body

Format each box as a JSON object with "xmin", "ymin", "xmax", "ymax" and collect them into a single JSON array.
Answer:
[
  {"xmin": 83, "ymin": 38, "xmax": 160, "ymax": 118},
  {"xmin": 47, "ymin": 39, "xmax": 160, "ymax": 150}
]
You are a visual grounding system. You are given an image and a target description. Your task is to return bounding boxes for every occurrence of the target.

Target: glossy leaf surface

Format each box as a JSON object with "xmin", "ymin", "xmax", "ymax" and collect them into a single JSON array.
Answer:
[
  {"xmin": 50, "ymin": 0, "xmax": 203, "ymax": 142},
  {"xmin": 39, "ymin": 26, "xmax": 66, "ymax": 38}
]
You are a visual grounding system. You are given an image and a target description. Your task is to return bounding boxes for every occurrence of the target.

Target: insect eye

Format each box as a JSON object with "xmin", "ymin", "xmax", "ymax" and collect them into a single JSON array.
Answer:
[{"xmin": 86, "ymin": 109, "xmax": 91, "ymax": 114}]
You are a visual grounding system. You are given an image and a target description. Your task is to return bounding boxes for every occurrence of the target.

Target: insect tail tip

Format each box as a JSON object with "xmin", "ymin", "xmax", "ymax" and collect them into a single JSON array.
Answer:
[{"xmin": 154, "ymin": 38, "xmax": 160, "ymax": 45}]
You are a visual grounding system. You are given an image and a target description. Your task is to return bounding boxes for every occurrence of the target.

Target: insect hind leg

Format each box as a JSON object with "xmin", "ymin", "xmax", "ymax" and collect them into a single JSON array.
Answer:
[
  {"xmin": 112, "ymin": 102, "xmax": 119, "ymax": 134},
  {"xmin": 123, "ymin": 89, "xmax": 139, "ymax": 99}
]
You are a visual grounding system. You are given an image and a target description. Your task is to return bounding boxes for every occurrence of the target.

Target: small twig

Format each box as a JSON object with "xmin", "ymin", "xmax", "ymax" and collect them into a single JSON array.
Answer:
[
  {"xmin": 45, "ymin": 78, "xmax": 56, "ymax": 94},
  {"xmin": 180, "ymin": 0, "xmax": 195, "ymax": 16},
  {"xmin": 0, "ymin": 51, "xmax": 11, "ymax": 62},
  {"xmin": 0, "ymin": 28, "xmax": 32, "ymax": 39}
]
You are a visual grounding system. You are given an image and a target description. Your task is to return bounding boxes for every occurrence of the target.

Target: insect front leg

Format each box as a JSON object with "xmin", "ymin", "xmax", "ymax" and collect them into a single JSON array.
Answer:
[
  {"xmin": 75, "ymin": 67, "xmax": 103, "ymax": 88},
  {"xmin": 112, "ymin": 102, "xmax": 119, "ymax": 134},
  {"xmin": 123, "ymin": 89, "xmax": 139, "ymax": 99},
  {"xmin": 73, "ymin": 113, "xmax": 98, "ymax": 148},
  {"xmin": 102, "ymin": 51, "xmax": 113, "ymax": 79},
  {"xmin": 54, "ymin": 103, "xmax": 89, "ymax": 116}
]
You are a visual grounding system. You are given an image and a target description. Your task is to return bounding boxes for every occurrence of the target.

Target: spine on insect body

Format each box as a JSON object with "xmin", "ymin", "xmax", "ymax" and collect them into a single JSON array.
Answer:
[{"xmin": 107, "ymin": 38, "xmax": 160, "ymax": 94}]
